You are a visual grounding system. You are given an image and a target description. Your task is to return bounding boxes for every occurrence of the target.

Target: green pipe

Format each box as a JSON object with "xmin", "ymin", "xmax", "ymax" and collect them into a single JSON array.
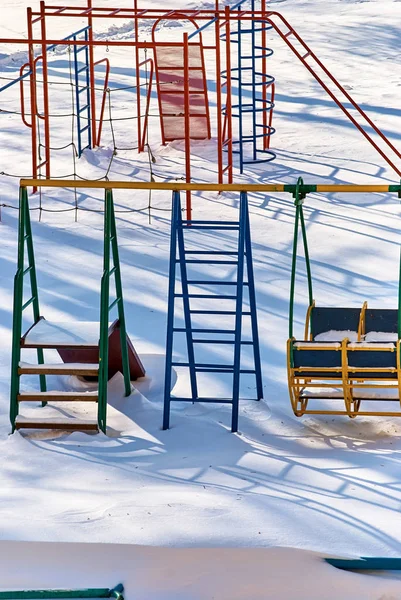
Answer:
[
  {"xmin": 288, "ymin": 204, "xmax": 300, "ymax": 339},
  {"xmin": 326, "ymin": 557, "xmax": 401, "ymax": 570},
  {"xmin": 0, "ymin": 584, "xmax": 124, "ymax": 599},
  {"xmin": 299, "ymin": 206, "xmax": 313, "ymax": 308}
]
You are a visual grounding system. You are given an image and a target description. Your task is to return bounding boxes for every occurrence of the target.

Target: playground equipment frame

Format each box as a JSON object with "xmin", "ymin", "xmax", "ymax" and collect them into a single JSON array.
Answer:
[{"xmin": 1, "ymin": 2, "xmax": 401, "ymax": 217}]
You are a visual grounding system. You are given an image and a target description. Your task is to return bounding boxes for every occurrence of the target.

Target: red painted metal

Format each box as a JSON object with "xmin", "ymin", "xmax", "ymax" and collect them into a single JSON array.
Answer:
[
  {"xmin": 137, "ymin": 58, "xmax": 154, "ymax": 153},
  {"xmin": 266, "ymin": 83, "xmax": 275, "ymax": 151},
  {"xmin": 40, "ymin": 1, "xmax": 50, "ymax": 179},
  {"xmin": 265, "ymin": 11, "xmax": 401, "ymax": 177},
  {"xmin": 27, "ymin": 7, "xmax": 38, "ymax": 193},
  {"xmin": 19, "ymin": 63, "xmax": 32, "ymax": 129},
  {"xmin": 1, "ymin": 5, "xmax": 400, "ymax": 187},
  {"xmin": 87, "ymin": 0, "xmax": 98, "ymax": 148},
  {"xmin": 183, "ymin": 32, "xmax": 191, "ymax": 220},
  {"xmin": 223, "ymin": 6, "xmax": 233, "ymax": 183},
  {"xmin": 93, "ymin": 57, "xmax": 110, "ymax": 147}
]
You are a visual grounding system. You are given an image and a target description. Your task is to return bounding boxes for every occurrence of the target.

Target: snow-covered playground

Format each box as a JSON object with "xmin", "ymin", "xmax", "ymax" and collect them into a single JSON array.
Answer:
[{"xmin": 1, "ymin": 0, "xmax": 401, "ymax": 598}]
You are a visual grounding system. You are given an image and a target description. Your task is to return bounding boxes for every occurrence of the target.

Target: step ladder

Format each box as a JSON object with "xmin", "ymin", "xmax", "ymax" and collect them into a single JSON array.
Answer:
[
  {"xmin": 10, "ymin": 187, "xmax": 132, "ymax": 433},
  {"xmin": 73, "ymin": 27, "xmax": 92, "ymax": 157},
  {"xmin": 163, "ymin": 190, "xmax": 263, "ymax": 433}
]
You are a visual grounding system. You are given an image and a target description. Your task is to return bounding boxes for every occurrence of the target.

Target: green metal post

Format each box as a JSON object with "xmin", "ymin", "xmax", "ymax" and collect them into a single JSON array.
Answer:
[
  {"xmin": 109, "ymin": 192, "xmax": 131, "ymax": 397},
  {"xmin": 0, "ymin": 583, "xmax": 124, "ymax": 599},
  {"xmin": 98, "ymin": 190, "xmax": 111, "ymax": 433},
  {"xmin": 299, "ymin": 206, "xmax": 313, "ymax": 308},
  {"xmin": 23, "ymin": 187, "xmax": 46, "ymax": 395}
]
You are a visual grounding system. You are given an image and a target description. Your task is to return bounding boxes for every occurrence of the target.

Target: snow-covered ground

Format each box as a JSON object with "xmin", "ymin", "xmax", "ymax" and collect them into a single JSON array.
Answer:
[{"xmin": 1, "ymin": 0, "xmax": 401, "ymax": 597}]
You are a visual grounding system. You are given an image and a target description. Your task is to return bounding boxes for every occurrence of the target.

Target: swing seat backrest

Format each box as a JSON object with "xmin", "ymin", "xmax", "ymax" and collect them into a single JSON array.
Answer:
[{"xmin": 310, "ymin": 307, "xmax": 361, "ymax": 341}]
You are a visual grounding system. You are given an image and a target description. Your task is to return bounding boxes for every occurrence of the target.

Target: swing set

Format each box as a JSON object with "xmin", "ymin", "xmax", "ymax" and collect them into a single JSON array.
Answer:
[{"xmin": 288, "ymin": 178, "xmax": 401, "ymax": 418}]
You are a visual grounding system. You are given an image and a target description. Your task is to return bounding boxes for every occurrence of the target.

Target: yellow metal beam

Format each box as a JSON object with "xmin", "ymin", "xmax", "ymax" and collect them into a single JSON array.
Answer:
[{"xmin": 19, "ymin": 179, "xmax": 400, "ymax": 193}]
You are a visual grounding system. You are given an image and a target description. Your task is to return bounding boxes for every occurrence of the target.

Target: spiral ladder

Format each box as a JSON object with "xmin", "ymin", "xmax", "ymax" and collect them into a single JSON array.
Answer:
[{"xmin": 223, "ymin": 0, "xmax": 276, "ymax": 173}]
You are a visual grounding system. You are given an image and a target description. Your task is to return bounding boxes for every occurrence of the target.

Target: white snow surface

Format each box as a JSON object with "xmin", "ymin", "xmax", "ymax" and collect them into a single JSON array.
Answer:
[{"xmin": 1, "ymin": 0, "xmax": 401, "ymax": 596}]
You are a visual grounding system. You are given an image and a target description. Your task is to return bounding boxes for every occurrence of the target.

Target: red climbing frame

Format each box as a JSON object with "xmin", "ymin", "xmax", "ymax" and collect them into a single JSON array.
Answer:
[{"xmin": 1, "ymin": 3, "xmax": 401, "ymax": 216}]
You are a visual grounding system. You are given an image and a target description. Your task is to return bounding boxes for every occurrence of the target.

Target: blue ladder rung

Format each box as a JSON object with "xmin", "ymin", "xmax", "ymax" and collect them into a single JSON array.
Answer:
[
  {"xmin": 171, "ymin": 362, "xmax": 234, "ymax": 369},
  {"xmin": 175, "ymin": 294, "xmax": 237, "ymax": 299},
  {"xmin": 189, "ymin": 310, "xmax": 251, "ymax": 315},
  {"xmin": 78, "ymin": 87, "xmax": 89, "ymax": 94},
  {"xmin": 180, "ymin": 260, "xmax": 238, "ymax": 264},
  {"xmin": 77, "ymin": 64, "xmax": 89, "ymax": 73},
  {"xmin": 182, "ymin": 226, "xmax": 239, "ymax": 231},
  {"xmin": 75, "ymin": 45, "xmax": 88, "ymax": 54},
  {"xmin": 173, "ymin": 328, "xmax": 236, "ymax": 334},
  {"xmin": 184, "ymin": 251, "xmax": 238, "ymax": 255},
  {"xmin": 171, "ymin": 397, "xmax": 234, "ymax": 404},
  {"xmin": 79, "ymin": 104, "xmax": 89, "ymax": 113},
  {"xmin": 187, "ymin": 280, "xmax": 248, "ymax": 286},
  {"xmin": 182, "ymin": 220, "xmax": 239, "ymax": 225},
  {"xmin": 79, "ymin": 125, "xmax": 90, "ymax": 133},
  {"xmin": 192, "ymin": 339, "xmax": 254, "ymax": 345}
]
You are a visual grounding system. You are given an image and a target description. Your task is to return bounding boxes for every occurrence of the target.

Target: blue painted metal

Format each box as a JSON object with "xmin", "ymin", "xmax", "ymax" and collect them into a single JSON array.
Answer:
[
  {"xmin": 222, "ymin": 0, "xmax": 276, "ymax": 173},
  {"xmin": 0, "ymin": 70, "xmax": 31, "ymax": 95},
  {"xmin": 72, "ymin": 27, "xmax": 92, "ymax": 157},
  {"xmin": 326, "ymin": 557, "xmax": 401, "ymax": 571},
  {"xmin": 163, "ymin": 190, "xmax": 263, "ymax": 433}
]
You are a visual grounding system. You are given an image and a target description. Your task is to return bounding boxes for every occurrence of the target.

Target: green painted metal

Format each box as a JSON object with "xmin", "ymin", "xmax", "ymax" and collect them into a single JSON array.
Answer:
[
  {"xmin": 98, "ymin": 190, "xmax": 131, "ymax": 432},
  {"xmin": 0, "ymin": 583, "xmax": 124, "ymax": 599},
  {"xmin": 288, "ymin": 177, "xmax": 313, "ymax": 339},
  {"xmin": 326, "ymin": 557, "xmax": 401, "ymax": 570},
  {"xmin": 10, "ymin": 187, "xmax": 46, "ymax": 431}
]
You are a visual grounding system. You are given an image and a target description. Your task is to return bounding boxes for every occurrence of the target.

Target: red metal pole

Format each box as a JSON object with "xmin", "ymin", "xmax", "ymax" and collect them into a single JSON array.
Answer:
[
  {"xmin": 27, "ymin": 7, "xmax": 38, "ymax": 192},
  {"xmin": 94, "ymin": 58, "xmax": 110, "ymax": 146},
  {"xmin": 40, "ymin": 1, "xmax": 51, "ymax": 178},
  {"xmin": 87, "ymin": 0, "xmax": 97, "ymax": 147},
  {"xmin": 183, "ymin": 33, "xmax": 191, "ymax": 220},
  {"xmin": 134, "ymin": 0, "xmax": 142, "ymax": 152},
  {"xmin": 261, "ymin": 0, "xmax": 268, "ymax": 150},
  {"xmin": 267, "ymin": 82, "xmax": 275, "ymax": 150},
  {"xmin": 215, "ymin": 13, "xmax": 223, "ymax": 185}
]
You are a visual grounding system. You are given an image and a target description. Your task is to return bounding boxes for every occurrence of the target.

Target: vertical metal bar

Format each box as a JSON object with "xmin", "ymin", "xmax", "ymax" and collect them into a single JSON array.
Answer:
[
  {"xmin": 84, "ymin": 30, "xmax": 92, "ymax": 150},
  {"xmin": 163, "ymin": 191, "xmax": 180, "ymax": 430},
  {"xmin": 289, "ymin": 205, "xmax": 300, "ymax": 339},
  {"xmin": 251, "ymin": 0, "xmax": 257, "ymax": 161},
  {"xmin": 109, "ymin": 192, "xmax": 131, "ymax": 397},
  {"xmin": 232, "ymin": 191, "xmax": 246, "ymax": 432},
  {"xmin": 87, "ymin": 0, "xmax": 97, "ymax": 147},
  {"xmin": 98, "ymin": 190, "xmax": 111, "ymax": 433},
  {"xmin": 261, "ymin": 0, "xmax": 268, "ymax": 150},
  {"xmin": 237, "ymin": 9, "xmax": 244, "ymax": 173},
  {"xmin": 73, "ymin": 35, "xmax": 82, "ymax": 157},
  {"xmin": 24, "ymin": 186, "xmax": 46, "ymax": 393},
  {"xmin": 27, "ymin": 8, "xmax": 38, "ymax": 192},
  {"xmin": 177, "ymin": 212, "xmax": 198, "ymax": 403},
  {"xmin": 225, "ymin": 6, "xmax": 233, "ymax": 183},
  {"xmin": 299, "ymin": 205, "xmax": 314, "ymax": 308},
  {"xmin": 266, "ymin": 82, "xmax": 275, "ymax": 150},
  {"xmin": 215, "ymin": 13, "xmax": 223, "ymax": 185},
  {"xmin": 183, "ymin": 33, "xmax": 192, "ymax": 220},
  {"xmin": 244, "ymin": 193, "xmax": 263, "ymax": 400},
  {"xmin": 134, "ymin": 0, "xmax": 142, "ymax": 152},
  {"xmin": 40, "ymin": 1, "xmax": 51, "ymax": 179},
  {"xmin": 10, "ymin": 187, "xmax": 26, "ymax": 429}
]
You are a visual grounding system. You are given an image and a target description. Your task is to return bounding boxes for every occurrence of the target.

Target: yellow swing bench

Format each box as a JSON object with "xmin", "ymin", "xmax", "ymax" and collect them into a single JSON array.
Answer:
[{"xmin": 287, "ymin": 179, "xmax": 401, "ymax": 418}]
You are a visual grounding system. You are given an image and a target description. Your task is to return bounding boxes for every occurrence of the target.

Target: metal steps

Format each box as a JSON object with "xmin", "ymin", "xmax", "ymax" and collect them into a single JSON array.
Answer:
[{"xmin": 14, "ymin": 416, "xmax": 99, "ymax": 431}]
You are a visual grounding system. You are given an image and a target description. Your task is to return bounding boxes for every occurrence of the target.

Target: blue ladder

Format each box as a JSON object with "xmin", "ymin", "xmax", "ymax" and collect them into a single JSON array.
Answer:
[
  {"xmin": 73, "ymin": 27, "xmax": 92, "ymax": 157},
  {"xmin": 163, "ymin": 191, "xmax": 263, "ymax": 433}
]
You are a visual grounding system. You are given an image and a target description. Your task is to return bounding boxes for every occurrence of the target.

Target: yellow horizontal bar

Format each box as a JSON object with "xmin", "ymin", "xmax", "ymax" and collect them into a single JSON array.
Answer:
[
  {"xmin": 19, "ymin": 180, "xmax": 400, "ymax": 192},
  {"xmin": 20, "ymin": 180, "xmax": 287, "ymax": 192}
]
